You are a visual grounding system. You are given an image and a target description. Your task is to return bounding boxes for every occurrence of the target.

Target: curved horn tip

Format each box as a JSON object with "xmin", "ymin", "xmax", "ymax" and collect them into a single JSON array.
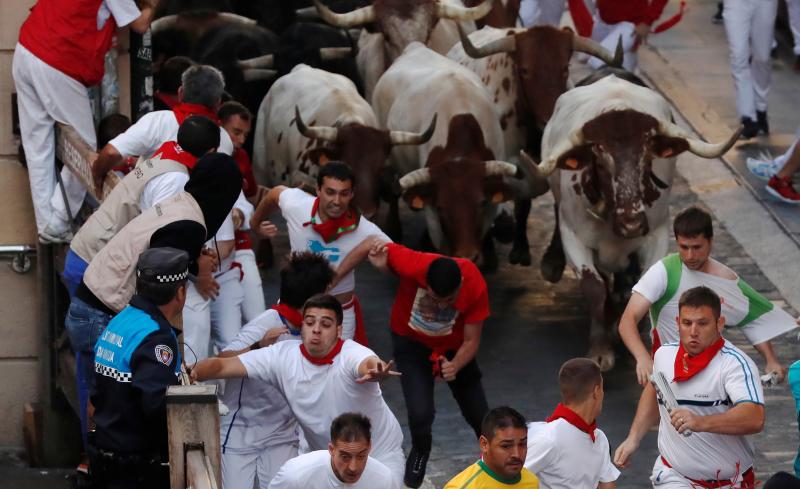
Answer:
[
  {"xmin": 612, "ymin": 36, "xmax": 623, "ymax": 67},
  {"xmin": 422, "ymin": 113, "xmax": 437, "ymax": 140}
]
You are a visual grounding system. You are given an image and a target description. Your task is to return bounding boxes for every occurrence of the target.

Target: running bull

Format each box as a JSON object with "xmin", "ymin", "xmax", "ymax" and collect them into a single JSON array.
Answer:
[{"xmin": 533, "ymin": 75, "xmax": 740, "ymax": 371}]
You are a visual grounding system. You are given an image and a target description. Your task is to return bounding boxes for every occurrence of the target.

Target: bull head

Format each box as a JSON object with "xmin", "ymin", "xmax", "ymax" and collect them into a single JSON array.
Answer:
[
  {"xmin": 294, "ymin": 106, "xmax": 437, "ymax": 218},
  {"xmin": 150, "ymin": 12, "xmax": 256, "ymax": 35},
  {"xmin": 312, "ymin": 0, "xmax": 495, "ymax": 28},
  {"xmin": 458, "ymin": 24, "xmax": 622, "ymax": 127},
  {"xmin": 537, "ymin": 109, "xmax": 742, "ymax": 238}
]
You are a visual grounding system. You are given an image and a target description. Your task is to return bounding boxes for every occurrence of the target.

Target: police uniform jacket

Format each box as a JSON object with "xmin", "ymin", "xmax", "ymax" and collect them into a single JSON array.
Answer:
[{"xmin": 91, "ymin": 294, "xmax": 181, "ymax": 456}]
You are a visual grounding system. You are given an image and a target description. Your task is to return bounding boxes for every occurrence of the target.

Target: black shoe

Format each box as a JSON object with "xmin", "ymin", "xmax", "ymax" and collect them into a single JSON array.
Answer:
[
  {"xmin": 739, "ymin": 117, "xmax": 759, "ymax": 140},
  {"xmin": 756, "ymin": 111, "xmax": 769, "ymax": 135},
  {"xmin": 404, "ymin": 448, "xmax": 430, "ymax": 489},
  {"xmin": 711, "ymin": 2, "xmax": 723, "ymax": 24}
]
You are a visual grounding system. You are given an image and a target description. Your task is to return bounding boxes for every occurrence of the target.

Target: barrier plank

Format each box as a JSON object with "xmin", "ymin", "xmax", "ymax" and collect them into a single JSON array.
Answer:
[{"xmin": 55, "ymin": 123, "xmax": 119, "ymax": 201}]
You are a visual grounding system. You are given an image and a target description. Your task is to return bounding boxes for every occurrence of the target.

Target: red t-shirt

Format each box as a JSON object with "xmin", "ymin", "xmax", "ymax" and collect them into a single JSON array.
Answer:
[
  {"xmin": 386, "ymin": 243, "xmax": 489, "ymax": 352},
  {"xmin": 596, "ymin": 0, "xmax": 668, "ymax": 26}
]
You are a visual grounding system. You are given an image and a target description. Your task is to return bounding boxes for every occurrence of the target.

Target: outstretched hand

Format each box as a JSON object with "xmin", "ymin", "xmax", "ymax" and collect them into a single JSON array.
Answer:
[
  {"xmin": 356, "ymin": 359, "xmax": 401, "ymax": 384},
  {"xmin": 367, "ymin": 240, "xmax": 389, "ymax": 269}
]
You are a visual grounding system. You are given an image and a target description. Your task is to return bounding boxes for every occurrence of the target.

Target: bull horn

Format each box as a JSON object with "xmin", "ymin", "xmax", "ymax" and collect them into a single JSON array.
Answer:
[
  {"xmin": 295, "ymin": 106, "xmax": 338, "ymax": 142},
  {"xmin": 242, "ymin": 69, "xmax": 278, "ymax": 82},
  {"xmin": 217, "ymin": 12, "xmax": 258, "ymax": 26},
  {"xmin": 458, "ymin": 22, "xmax": 515, "ymax": 58},
  {"xmin": 517, "ymin": 150, "xmax": 551, "ymax": 198},
  {"xmin": 237, "ymin": 54, "xmax": 274, "ymax": 70},
  {"xmin": 437, "ymin": 0, "xmax": 494, "ymax": 21},
  {"xmin": 657, "ymin": 120, "xmax": 742, "ymax": 158},
  {"xmin": 312, "ymin": 0, "xmax": 375, "ymax": 28},
  {"xmin": 295, "ymin": 6, "xmax": 321, "ymax": 20},
  {"xmin": 399, "ymin": 168, "xmax": 432, "ymax": 190},
  {"xmin": 319, "ymin": 47, "xmax": 354, "ymax": 61},
  {"xmin": 484, "ymin": 160, "xmax": 518, "ymax": 177},
  {"xmin": 572, "ymin": 33, "xmax": 618, "ymax": 66},
  {"xmin": 150, "ymin": 15, "xmax": 178, "ymax": 34},
  {"xmin": 389, "ymin": 114, "xmax": 437, "ymax": 146}
]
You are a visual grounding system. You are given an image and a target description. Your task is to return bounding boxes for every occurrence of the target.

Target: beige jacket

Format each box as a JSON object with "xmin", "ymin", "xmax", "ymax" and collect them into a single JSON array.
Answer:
[{"xmin": 82, "ymin": 192, "xmax": 204, "ymax": 312}]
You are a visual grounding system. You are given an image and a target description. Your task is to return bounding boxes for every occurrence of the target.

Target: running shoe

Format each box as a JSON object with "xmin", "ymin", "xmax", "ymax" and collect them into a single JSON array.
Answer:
[
  {"xmin": 766, "ymin": 176, "xmax": 800, "ymax": 204},
  {"xmin": 746, "ymin": 155, "xmax": 780, "ymax": 181},
  {"xmin": 404, "ymin": 447, "xmax": 430, "ymax": 489},
  {"xmin": 739, "ymin": 117, "xmax": 759, "ymax": 140}
]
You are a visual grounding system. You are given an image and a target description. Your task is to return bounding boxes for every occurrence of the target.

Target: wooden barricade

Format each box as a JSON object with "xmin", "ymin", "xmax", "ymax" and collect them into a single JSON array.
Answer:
[
  {"xmin": 55, "ymin": 122, "xmax": 119, "ymax": 202},
  {"xmin": 166, "ymin": 384, "xmax": 221, "ymax": 489}
]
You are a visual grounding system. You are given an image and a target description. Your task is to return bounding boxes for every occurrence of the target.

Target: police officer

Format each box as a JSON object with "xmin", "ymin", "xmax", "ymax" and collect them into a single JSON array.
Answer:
[{"xmin": 89, "ymin": 247, "xmax": 189, "ymax": 488}]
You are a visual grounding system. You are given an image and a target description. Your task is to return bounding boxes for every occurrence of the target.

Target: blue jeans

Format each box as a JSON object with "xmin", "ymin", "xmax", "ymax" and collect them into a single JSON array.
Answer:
[
  {"xmin": 62, "ymin": 249, "xmax": 88, "ymax": 299},
  {"xmin": 65, "ymin": 296, "xmax": 113, "ymax": 447}
]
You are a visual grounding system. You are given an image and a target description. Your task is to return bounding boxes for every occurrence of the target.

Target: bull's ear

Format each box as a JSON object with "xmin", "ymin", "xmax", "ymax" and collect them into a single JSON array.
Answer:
[
  {"xmin": 651, "ymin": 136, "xmax": 689, "ymax": 159},
  {"xmin": 557, "ymin": 144, "xmax": 593, "ymax": 170},
  {"xmin": 306, "ymin": 147, "xmax": 340, "ymax": 166},
  {"xmin": 483, "ymin": 179, "xmax": 515, "ymax": 204},
  {"xmin": 402, "ymin": 185, "xmax": 432, "ymax": 211}
]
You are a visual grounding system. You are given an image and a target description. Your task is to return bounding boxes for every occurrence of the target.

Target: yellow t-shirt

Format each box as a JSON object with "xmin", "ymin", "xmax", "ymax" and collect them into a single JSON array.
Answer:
[{"xmin": 445, "ymin": 460, "xmax": 539, "ymax": 489}]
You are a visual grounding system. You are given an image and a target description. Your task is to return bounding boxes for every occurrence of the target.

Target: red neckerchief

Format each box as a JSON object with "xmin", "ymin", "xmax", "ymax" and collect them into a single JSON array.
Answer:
[
  {"xmin": 302, "ymin": 198, "xmax": 360, "ymax": 244},
  {"xmin": 673, "ymin": 337, "xmax": 725, "ymax": 383},
  {"xmin": 272, "ymin": 303, "xmax": 303, "ymax": 328},
  {"xmin": 172, "ymin": 102, "xmax": 220, "ymax": 125},
  {"xmin": 546, "ymin": 403, "xmax": 597, "ymax": 442},
  {"xmin": 300, "ymin": 339, "xmax": 345, "ymax": 366},
  {"xmin": 152, "ymin": 141, "xmax": 199, "ymax": 170},
  {"xmin": 155, "ymin": 91, "xmax": 180, "ymax": 109}
]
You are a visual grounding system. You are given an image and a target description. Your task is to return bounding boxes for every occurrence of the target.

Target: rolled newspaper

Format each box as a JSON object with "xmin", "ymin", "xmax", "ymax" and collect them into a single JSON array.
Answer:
[{"xmin": 650, "ymin": 372, "xmax": 692, "ymax": 437}]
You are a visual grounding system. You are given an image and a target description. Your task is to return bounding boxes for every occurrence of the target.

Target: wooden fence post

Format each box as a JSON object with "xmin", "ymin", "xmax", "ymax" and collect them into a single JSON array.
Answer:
[{"xmin": 166, "ymin": 384, "xmax": 221, "ymax": 489}]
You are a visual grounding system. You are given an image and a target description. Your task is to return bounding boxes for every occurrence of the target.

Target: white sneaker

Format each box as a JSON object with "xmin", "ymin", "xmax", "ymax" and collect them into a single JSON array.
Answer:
[
  {"xmin": 218, "ymin": 399, "xmax": 230, "ymax": 416},
  {"xmin": 746, "ymin": 156, "xmax": 780, "ymax": 181},
  {"xmin": 39, "ymin": 218, "xmax": 73, "ymax": 244}
]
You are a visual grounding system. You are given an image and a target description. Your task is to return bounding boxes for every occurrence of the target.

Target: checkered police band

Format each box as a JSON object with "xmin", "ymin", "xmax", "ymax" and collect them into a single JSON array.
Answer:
[
  {"xmin": 137, "ymin": 269, "xmax": 189, "ymax": 283},
  {"xmin": 95, "ymin": 363, "xmax": 132, "ymax": 383}
]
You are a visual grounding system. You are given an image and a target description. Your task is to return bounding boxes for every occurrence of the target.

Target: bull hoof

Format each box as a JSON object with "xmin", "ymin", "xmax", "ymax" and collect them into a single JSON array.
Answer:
[
  {"xmin": 587, "ymin": 344, "xmax": 616, "ymax": 372},
  {"xmin": 540, "ymin": 250, "xmax": 565, "ymax": 283},
  {"xmin": 509, "ymin": 245, "xmax": 531, "ymax": 266},
  {"xmin": 492, "ymin": 211, "xmax": 515, "ymax": 244}
]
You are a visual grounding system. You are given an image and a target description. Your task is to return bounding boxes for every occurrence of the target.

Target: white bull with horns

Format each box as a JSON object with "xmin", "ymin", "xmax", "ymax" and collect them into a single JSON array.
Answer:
[{"xmin": 533, "ymin": 75, "xmax": 741, "ymax": 371}]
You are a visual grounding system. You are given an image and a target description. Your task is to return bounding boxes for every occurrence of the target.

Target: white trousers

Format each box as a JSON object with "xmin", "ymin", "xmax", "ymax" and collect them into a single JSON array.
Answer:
[
  {"xmin": 650, "ymin": 456, "xmax": 751, "ymax": 488},
  {"xmin": 235, "ymin": 249, "xmax": 266, "ymax": 323},
  {"xmin": 182, "ymin": 271, "xmax": 243, "ymax": 363},
  {"xmin": 341, "ymin": 299, "xmax": 357, "ymax": 340},
  {"xmin": 222, "ymin": 443, "xmax": 299, "ymax": 489},
  {"xmin": 520, "ymin": 0, "xmax": 566, "ymax": 26},
  {"xmin": 375, "ymin": 447, "xmax": 406, "ymax": 489},
  {"xmin": 588, "ymin": 20, "xmax": 638, "ymax": 71},
  {"xmin": 12, "ymin": 43, "xmax": 92, "ymax": 234},
  {"xmin": 788, "ymin": 0, "xmax": 800, "ymax": 55},
  {"xmin": 722, "ymin": 0, "xmax": 778, "ymax": 120}
]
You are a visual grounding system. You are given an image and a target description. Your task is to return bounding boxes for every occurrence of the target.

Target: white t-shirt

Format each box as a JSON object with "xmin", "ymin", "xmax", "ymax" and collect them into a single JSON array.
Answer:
[
  {"xmin": 238, "ymin": 340, "xmax": 404, "ymax": 462},
  {"xmin": 140, "ymin": 171, "xmax": 190, "ymax": 211},
  {"xmin": 109, "ymin": 109, "xmax": 234, "ymax": 159},
  {"xmin": 653, "ymin": 340, "xmax": 763, "ymax": 480},
  {"xmin": 97, "ymin": 0, "xmax": 140, "ymax": 29},
  {"xmin": 525, "ymin": 419, "xmax": 619, "ymax": 489},
  {"xmin": 219, "ymin": 309, "xmax": 298, "ymax": 453},
  {"xmin": 633, "ymin": 258, "xmax": 797, "ymax": 346},
  {"xmin": 278, "ymin": 188, "xmax": 391, "ymax": 296},
  {"xmin": 268, "ymin": 450, "xmax": 398, "ymax": 489}
]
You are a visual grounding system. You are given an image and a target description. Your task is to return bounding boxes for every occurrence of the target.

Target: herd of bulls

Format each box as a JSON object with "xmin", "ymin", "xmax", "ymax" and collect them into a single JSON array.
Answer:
[{"xmin": 153, "ymin": 0, "xmax": 741, "ymax": 370}]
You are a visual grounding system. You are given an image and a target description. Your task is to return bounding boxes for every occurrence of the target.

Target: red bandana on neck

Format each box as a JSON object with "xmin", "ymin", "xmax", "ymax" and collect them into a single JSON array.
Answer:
[
  {"xmin": 272, "ymin": 303, "xmax": 303, "ymax": 329},
  {"xmin": 172, "ymin": 102, "xmax": 220, "ymax": 125},
  {"xmin": 300, "ymin": 339, "xmax": 345, "ymax": 366},
  {"xmin": 546, "ymin": 403, "xmax": 597, "ymax": 442},
  {"xmin": 673, "ymin": 337, "xmax": 725, "ymax": 383},
  {"xmin": 303, "ymin": 198, "xmax": 360, "ymax": 244},
  {"xmin": 152, "ymin": 141, "xmax": 199, "ymax": 170}
]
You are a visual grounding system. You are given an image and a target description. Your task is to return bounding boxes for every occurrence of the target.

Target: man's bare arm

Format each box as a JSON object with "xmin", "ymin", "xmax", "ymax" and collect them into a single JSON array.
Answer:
[
  {"xmin": 250, "ymin": 185, "xmax": 287, "ymax": 234},
  {"xmin": 598, "ymin": 482, "xmax": 616, "ymax": 489},
  {"xmin": 93, "ymin": 144, "xmax": 125, "ymax": 192},
  {"xmin": 618, "ymin": 292, "xmax": 655, "ymax": 386},
  {"xmin": 190, "ymin": 356, "xmax": 247, "ymax": 381},
  {"xmin": 670, "ymin": 402, "xmax": 764, "ymax": 436},
  {"xmin": 440, "ymin": 323, "xmax": 482, "ymax": 382},
  {"xmin": 752, "ymin": 340, "xmax": 786, "ymax": 382},
  {"xmin": 330, "ymin": 236, "xmax": 384, "ymax": 289},
  {"xmin": 613, "ymin": 383, "xmax": 660, "ymax": 468}
]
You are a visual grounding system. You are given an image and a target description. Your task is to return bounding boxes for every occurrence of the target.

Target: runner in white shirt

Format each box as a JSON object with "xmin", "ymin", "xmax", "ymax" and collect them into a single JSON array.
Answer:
[
  {"xmin": 525, "ymin": 358, "xmax": 619, "ymax": 489},
  {"xmin": 614, "ymin": 286, "xmax": 765, "ymax": 488},
  {"xmin": 619, "ymin": 205, "xmax": 795, "ymax": 386},
  {"xmin": 251, "ymin": 162, "xmax": 390, "ymax": 342},
  {"xmin": 191, "ymin": 293, "xmax": 406, "ymax": 487},
  {"xmin": 269, "ymin": 413, "xmax": 399, "ymax": 489},
  {"xmin": 215, "ymin": 252, "xmax": 335, "ymax": 489}
]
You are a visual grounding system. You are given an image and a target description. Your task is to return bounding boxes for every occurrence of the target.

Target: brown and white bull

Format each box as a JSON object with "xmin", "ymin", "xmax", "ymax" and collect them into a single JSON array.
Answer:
[
  {"xmin": 252, "ymin": 64, "xmax": 434, "ymax": 218},
  {"xmin": 373, "ymin": 42, "xmax": 540, "ymax": 267},
  {"xmin": 447, "ymin": 24, "xmax": 621, "ymax": 266},
  {"xmin": 535, "ymin": 75, "xmax": 740, "ymax": 370},
  {"xmin": 312, "ymin": 0, "xmax": 494, "ymax": 100}
]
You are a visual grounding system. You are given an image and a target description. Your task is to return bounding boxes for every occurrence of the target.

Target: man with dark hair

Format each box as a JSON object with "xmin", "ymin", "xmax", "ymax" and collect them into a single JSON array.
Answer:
[
  {"xmin": 525, "ymin": 358, "xmax": 619, "ymax": 489},
  {"xmin": 191, "ymin": 293, "xmax": 406, "ymax": 487},
  {"xmin": 250, "ymin": 161, "xmax": 390, "ymax": 343},
  {"xmin": 154, "ymin": 56, "xmax": 194, "ymax": 110},
  {"xmin": 89, "ymin": 247, "xmax": 189, "ymax": 489},
  {"xmin": 619, "ymin": 205, "xmax": 794, "ymax": 386},
  {"xmin": 368, "ymin": 242, "xmax": 490, "ymax": 488},
  {"xmin": 445, "ymin": 406, "xmax": 538, "ymax": 488},
  {"xmin": 214, "ymin": 252, "xmax": 335, "ymax": 489},
  {"xmin": 269, "ymin": 412, "xmax": 398, "ymax": 488},
  {"xmin": 615, "ymin": 286, "xmax": 765, "ymax": 488}
]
